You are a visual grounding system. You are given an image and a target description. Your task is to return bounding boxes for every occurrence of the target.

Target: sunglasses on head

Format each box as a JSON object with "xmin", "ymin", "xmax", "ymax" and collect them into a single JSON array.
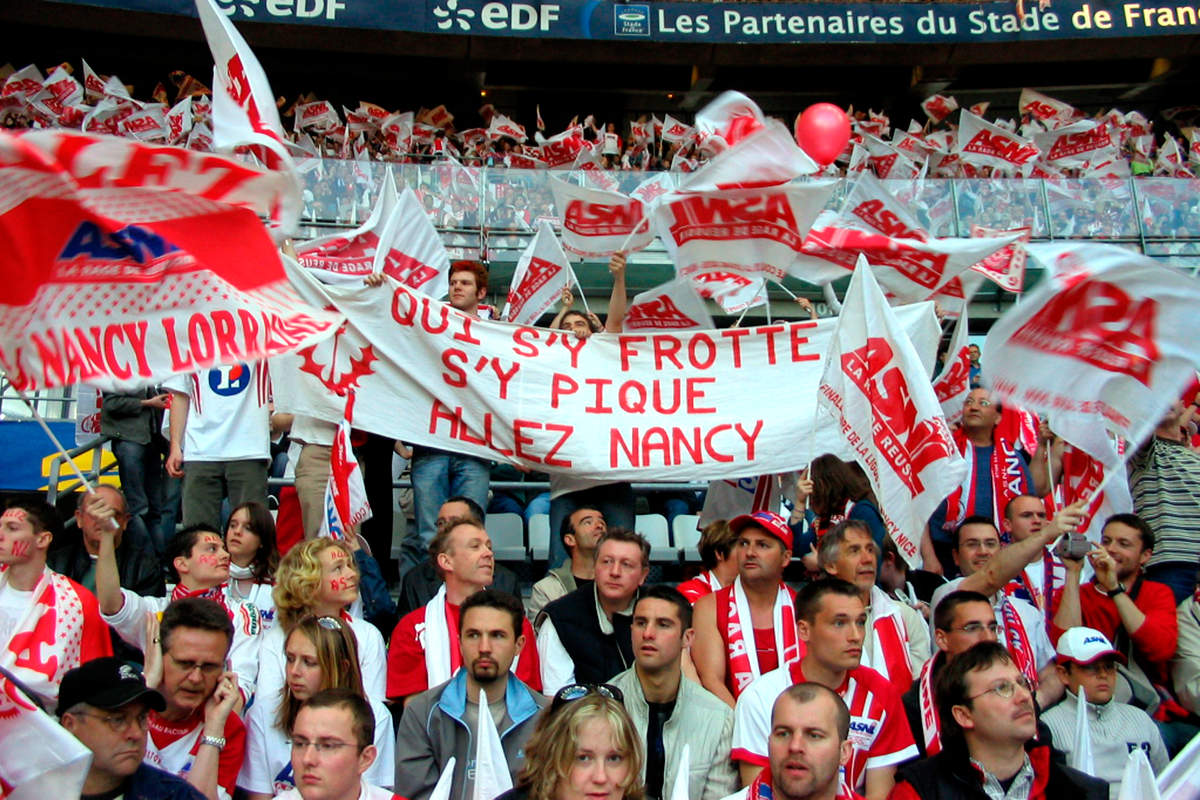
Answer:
[{"xmin": 551, "ymin": 683, "xmax": 624, "ymax": 713}]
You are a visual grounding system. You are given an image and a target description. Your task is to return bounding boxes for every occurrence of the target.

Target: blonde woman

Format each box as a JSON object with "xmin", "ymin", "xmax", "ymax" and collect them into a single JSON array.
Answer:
[
  {"xmin": 239, "ymin": 615, "xmax": 395, "ymax": 799},
  {"xmin": 255, "ymin": 539, "xmax": 387, "ymax": 707},
  {"xmin": 497, "ymin": 690, "xmax": 645, "ymax": 800}
]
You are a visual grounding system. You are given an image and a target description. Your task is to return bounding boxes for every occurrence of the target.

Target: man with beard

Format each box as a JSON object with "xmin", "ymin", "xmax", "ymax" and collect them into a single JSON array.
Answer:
[
  {"xmin": 720, "ymin": 683, "xmax": 864, "ymax": 800},
  {"xmin": 394, "ymin": 590, "xmax": 548, "ymax": 800},
  {"xmin": 388, "ymin": 520, "xmax": 541, "ymax": 702}
]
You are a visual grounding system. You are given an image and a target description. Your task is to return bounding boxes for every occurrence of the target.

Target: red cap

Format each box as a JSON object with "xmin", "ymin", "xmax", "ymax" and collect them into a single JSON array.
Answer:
[{"xmin": 729, "ymin": 511, "xmax": 793, "ymax": 551}]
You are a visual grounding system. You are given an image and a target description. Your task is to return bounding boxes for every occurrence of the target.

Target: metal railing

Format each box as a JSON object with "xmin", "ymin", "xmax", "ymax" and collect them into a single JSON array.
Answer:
[{"xmin": 44, "ymin": 435, "xmax": 114, "ymax": 506}]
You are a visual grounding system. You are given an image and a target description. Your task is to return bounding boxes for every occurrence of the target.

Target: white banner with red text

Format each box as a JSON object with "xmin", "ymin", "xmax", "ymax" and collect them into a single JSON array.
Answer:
[{"xmin": 271, "ymin": 266, "xmax": 943, "ymax": 482}]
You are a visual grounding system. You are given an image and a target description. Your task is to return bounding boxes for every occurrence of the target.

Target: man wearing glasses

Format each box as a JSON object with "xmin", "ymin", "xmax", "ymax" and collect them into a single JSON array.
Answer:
[
  {"xmin": 281, "ymin": 689, "xmax": 399, "ymax": 800},
  {"xmin": 1040, "ymin": 628, "xmax": 1167, "ymax": 798},
  {"xmin": 58, "ymin": 657, "xmax": 205, "ymax": 800},
  {"xmin": 891, "ymin": 641, "xmax": 1107, "ymax": 799},
  {"xmin": 144, "ymin": 598, "xmax": 246, "ymax": 800}
]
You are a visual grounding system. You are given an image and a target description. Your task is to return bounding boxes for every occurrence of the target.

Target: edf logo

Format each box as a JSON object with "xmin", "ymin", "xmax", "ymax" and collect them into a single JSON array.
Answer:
[
  {"xmin": 432, "ymin": 0, "xmax": 560, "ymax": 31},
  {"xmin": 209, "ymin": 364, "xmax": 251, "ymax": 397}
]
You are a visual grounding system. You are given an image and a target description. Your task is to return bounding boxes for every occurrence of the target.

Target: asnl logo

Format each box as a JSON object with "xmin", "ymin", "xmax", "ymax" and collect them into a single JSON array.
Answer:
[
  {"xmin": 214, "ymin": 0, "xmax": 346, "ymax": 21},
  {"xmin": 432, "ymin": 0, "xmax": 561, "ymax": 32}
]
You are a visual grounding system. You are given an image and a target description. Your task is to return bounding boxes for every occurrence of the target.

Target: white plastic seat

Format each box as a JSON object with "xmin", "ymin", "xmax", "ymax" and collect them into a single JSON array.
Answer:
[
  {"xmin": 636, "ymin": 514, "xmax": 675, "ymax": 563},
  {"xmin": 672, "ymin": 514, "xmax": 703, "ymax": 563},
  {"xmin": 528, "ymin": 513, "xmax": 552, "ymax": 561},
  {"xmin": 488, "ymin": 512, "xmax": 527, "ymax": 562}
]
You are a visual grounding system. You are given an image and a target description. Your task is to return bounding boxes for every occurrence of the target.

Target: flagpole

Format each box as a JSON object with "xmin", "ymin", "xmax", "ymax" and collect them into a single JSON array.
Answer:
[
  {"xmin": 615, "ymin": 216, "xmax": 650, "ymax": 254},
  {"xmin": 573, "ymin": 260, "xmax": 593, "ymax": 316},
  {"xmin": 15, "ymin": 387, "xmax": 99, "ymax": 497}
]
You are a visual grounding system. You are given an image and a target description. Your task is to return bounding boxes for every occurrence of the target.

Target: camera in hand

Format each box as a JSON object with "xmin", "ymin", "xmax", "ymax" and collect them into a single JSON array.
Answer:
[{"xmin": 1054, "ymin": 533, "xmax": 1091, "ymax": 560}]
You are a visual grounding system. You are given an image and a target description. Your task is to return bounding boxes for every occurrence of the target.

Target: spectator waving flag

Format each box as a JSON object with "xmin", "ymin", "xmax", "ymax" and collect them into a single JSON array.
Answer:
[
  {"xmin": 320, "ymin": 391, "xmax": 372, "ymax": 541},
  {"xmin": 550, "ymin": 177, "xmax": 656, "ymax": 258},
  {"xmin": 818, "ymin": 256, "xmax": 967, "ymax": 569},
  {"xmin": 503, "ymin": 220, "xmax": 576, "ymax": 326},
  {"xmin": 0, "ymin": 130, "xmax": 341, "ymax": 393},
  {"xmin": 983, "ymin": 242, "xmax": 1200, "ymax": 461},
  {"xmin": 195, "ymin": 0, "xmax": 301, "ymax": 230}
]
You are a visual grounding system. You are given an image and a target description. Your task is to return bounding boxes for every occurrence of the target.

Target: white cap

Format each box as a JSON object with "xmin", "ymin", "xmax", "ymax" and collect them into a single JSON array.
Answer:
[{"xmin": 1056, "ymin": 626, "xmax": 1123, "ymax": 665}]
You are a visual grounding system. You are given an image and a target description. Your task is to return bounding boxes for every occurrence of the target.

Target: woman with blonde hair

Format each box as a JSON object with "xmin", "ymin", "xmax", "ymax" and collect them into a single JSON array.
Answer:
[
  {"xmin": 238, "ymin": 615, "xmax": 396, "ymax": 799},
  {"xmin": 255, "ymin": 538, "xmax": 387, "ymax": 706},
  {"xmin": 498, "ymin": 689, "xmax": 645, "ymax": 800}
]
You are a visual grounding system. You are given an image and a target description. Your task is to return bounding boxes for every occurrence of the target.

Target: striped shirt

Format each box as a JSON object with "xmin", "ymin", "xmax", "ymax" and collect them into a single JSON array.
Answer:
[
  {"xmin": 1129, "ymin": 436, "xmax": 1200, "ymax": 567},
  {"xmin": 732, "ymin": 661, "xmax": 917, "ymax": 791}
]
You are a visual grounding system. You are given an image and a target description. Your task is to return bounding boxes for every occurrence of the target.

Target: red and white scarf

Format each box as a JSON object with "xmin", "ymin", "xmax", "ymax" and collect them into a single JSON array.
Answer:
[
  {"xmin": 0, "ymin": 567, "xmax": 102, "ymax": 703},
  {"xmin": 862, "ymin": 587, "xmax": 914, "ymax": 690},
  {"xmin": 725, "ymin": 578, "xmax": 799, "ymax": 696},
  {"xmin": 1005, "ymin": 550, "xmax": 1065, "ymax": 623},
  {"xmin": 944, "ymin": 431, "xmax": 1028, "ymax": 529},
  {"xmin": 916, "ymin": 653, "xmax": 943, "ymax": 756},
  {"xmin": 997, "ymin": 594, "xmax": 1039, "ymax": 688}
]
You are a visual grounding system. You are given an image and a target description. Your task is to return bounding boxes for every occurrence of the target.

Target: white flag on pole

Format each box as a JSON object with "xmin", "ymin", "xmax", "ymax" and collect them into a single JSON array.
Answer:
[
  {"xmin": 429, "ymin": 757, "xmax": 457, "ymax": 800},
  {"xmin": 472, "ymin": 688, "xmax": 513, "ymax": 800},
  {"xmin": 503, "ymin": 220, "xmax": 576, "ymax": 326},
  {"xmin": 932, "ymin": 308, "xmax": 972, "ymax": 425},
  {"xmin": 1118, "ymin": 747, "xmax": 1162, "ymax": 800},
  {"xmin": 1070, "ymin": 686, "xmax": 1095, "ymax": 774},
  {"xmin": 669, "ymin": 744, "xmax": 692, "ymax": 800}
]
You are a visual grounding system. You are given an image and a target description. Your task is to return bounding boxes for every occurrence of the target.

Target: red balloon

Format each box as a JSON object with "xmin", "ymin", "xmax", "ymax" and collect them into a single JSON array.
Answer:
[{"xmin": 794, "ymin": 103, "xmax": 851, "ymax": 166}]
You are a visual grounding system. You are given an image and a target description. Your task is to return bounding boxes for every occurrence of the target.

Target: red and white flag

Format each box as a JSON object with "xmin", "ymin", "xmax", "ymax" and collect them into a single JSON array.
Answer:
[
  {"xmin": 550, "ymin": 177, "xmax": 655, "ymax": 258},
  {"xmin": 678, "ymin": 116, "xmax": 818, "ymax": 192},
  {"xmin": 1058, "ymin": 439, "xmax": 1132, "ymax": 541},
  {"xmin": 957, "ymin": 110, "xmax": 1041, "ymax": 176},
  {"xmin": 861, "ymin": 133, "xmax": 923, "ymax": 180},
  {"xmin": 1034, "ymin": 120, "xmax": 1116, "ymax": 170},
  {"xmin": 536, "ymin": 128, "xmax": 586, "ymax": 168},
  {"xmin": 0, "ymin": 130, "xmax": 341, "ymax": 393},
  {"xmin": 700, "ymin": 473, "xmax": 798, "ymax": 526},
  {"xmin": 984, "ymin": 242, "xmax": 1200, "ymax": 456},
  {"xmin": 195, "ymin": 0, "xmax": 300, "ymax": 229},
  {"xmin": 921, "ymin": 94, "xmax": 959, "ymax": 123},
  {"xmin": 502, "ymin": 220, "xmax": 575, "ymax": 326},
  {"xmin": 624, "ymin": 278, "xmax": 714, "ymax": 332},
  {"xmin": 818, "ymin": 257, "xmax": 967, "ymax": 568},
  {"xmin": 686, "ymin": 269, "xmax": 768, "ymax": 314},
  {"xmin": 969, "ymin": 225, "xmax": 1030, "ymax": 293},
  {"xmin": 488, "ymin": 113, "xmax": 526, "ymax": 142},
  {"xmin": 933, "ymin": 308, "xmax": 972, "ymax": 425},
  {"xmin": 694, "ymin": 91, "xmax": 765, "ymax": 154},
  {"xmin": 660, "ymin": 114, "xmax": 695, "ymax": 144},
  {"xmin": 293, "ymin": 100, "xmax": 341, "ymax": 134},
  {"xmin": 381, "ymin": 111, "xmax": 413, "ymax": 155},
  {"xmin": 0, "ymin": 672, "xmax": 92, "ymax": 799},
  {"xmin": 655, "ymin": 182, "xmax": 837, "ymax": 287},
  {"xmin": 320, "ymin": 392, "xmax": 372, "ymax": 541},
  {"xmin": 1019, "ymin": 89, "xmax": 1081, "ymax": 124},
  {"xmin": 795, "ymin": 174, "xmax": 1018, "ymax": 302}
]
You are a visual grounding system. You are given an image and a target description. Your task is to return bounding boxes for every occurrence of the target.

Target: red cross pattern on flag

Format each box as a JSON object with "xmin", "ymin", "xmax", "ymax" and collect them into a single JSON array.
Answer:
[
  {"xmin": 818, "ymin": 257, "xmax": 966, "ymax": 569},
  {"xmin": 0, "ymin": 130, "xmax": 342, "ymax": 393},
  {"xmin": 320, "ymin": 391, "xmax": 372, "ymax": 541},
  {"xmin": 503, "ymin": 221, "xmax": 576, "ymax": 327},
  {"xmin": 984, "ymin": 242, "xmax": 1200, "ymax": 457}
]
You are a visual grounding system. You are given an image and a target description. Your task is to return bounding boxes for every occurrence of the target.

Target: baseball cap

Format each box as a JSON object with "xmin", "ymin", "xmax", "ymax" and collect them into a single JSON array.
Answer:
[
  {"xmin": 58, "ymin": 657, "xmax": 166, "ymax": 716},
  {"xmin": 729, "ymin": 511, "xmax": 793, "ymax": 551},
  {"xmin": 1056, "ymin": 627, "xmax": 1124, "ymax": 666}
]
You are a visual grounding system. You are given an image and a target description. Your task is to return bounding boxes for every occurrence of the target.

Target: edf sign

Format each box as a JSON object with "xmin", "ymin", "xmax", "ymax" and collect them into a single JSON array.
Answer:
[{"xmin": 481, "ymin": 2, "xmax": 560, "ymax": 30}]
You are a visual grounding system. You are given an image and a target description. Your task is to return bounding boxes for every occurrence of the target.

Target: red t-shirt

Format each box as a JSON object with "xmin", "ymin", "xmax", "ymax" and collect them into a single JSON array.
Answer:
[
  {"xmin": 386, "ymin": 600, "xmax": 542, "ymax": 699},
  {"xmin": 146, "ymin": 707, "xmax": 246, "ymax": 799}
]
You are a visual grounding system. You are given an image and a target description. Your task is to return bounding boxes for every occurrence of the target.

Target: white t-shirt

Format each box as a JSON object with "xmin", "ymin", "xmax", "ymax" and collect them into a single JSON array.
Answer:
[
  {"xmin": 165, "ymin": 363, "xmax": 270, "ymax": 461},
  {"xmin": 0, "ymin": 582, "xmax": 33, "ymax": 643},
  {"xmin": 238, "ymin": 693, "xmax": 395, "ymax": 794},
  {"xmin": 930, "ymin": 578, "xmax": 1056, "ymax": 668},
  {"xmin": 256, "ymin": 616, "xmax": 388, "ymax": 706},
  {"xmin": 274, "ymin": 781, "xmax": 400, "ymax": 800},
  {"xmin": 289, "ymin": 414, "xmax": 337, "ymax": 448}
]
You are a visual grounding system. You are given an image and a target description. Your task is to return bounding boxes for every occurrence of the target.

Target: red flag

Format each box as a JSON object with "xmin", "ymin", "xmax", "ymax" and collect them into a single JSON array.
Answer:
[
  {"xmin": 818, "ymin": 258, "xmax": 967, "ymax": 568},
  {"xmin": 921, "ymin": 94, "xmax": 959, "ymax": 123},
  {"xmin": 0, "ymin": 130, "xmax": 341, "ymax": 392},
  {"xmin": 320, "ymin": 391, "xmax": 372, "ymax": 541}
]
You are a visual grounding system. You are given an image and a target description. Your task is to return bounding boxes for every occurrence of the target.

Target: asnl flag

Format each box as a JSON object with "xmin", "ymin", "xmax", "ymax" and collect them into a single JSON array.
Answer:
[
  {"xmin": 550, "ymin": 177, "xmax": 655, "ymax": 258},
  {"xmin": 320, "ymin": 392, "xmax": 372, "ymax": 541},
  {"xmin": 0, "ymin": 130, "xmax": 341, "ymax": 392},
  {"xmin": 502, "ymin": 220, "xmax": 575, "ymax": 326},
  {"xmin": 624, "ymin": 278, "xmax": 714, "ymax": 332}
]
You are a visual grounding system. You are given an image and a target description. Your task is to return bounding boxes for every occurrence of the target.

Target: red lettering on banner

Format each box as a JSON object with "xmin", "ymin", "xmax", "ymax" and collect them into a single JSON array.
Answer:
[
  {"xmin": 559, "ymin": 333, "xmax": 586, "ymax": 368},
  {"xmin": 620, "ymin": 337, "xmax": 647, "ymax": 371},
  {"xmin": 564, "ymin": 199, "xmax": 643, "ymax": 237},
  {"xmin": 382, "ymin": 252, "xmax": 440, "ymax": 292},
  {"xmin": 506, "ymin": 257, "xmax": 563, "ymax": 321},
  {"xmin": 653, "ymin": 337, "xmax": 683, "ymax": 370},
  {"xmin": 1010, "ymin": 280, "xmax": 1160, "ymax": 386},
  {"xmin": 610, "ymin": 421, "xmax": 762, "ymax": 468},
  {"xmin": 585, "ymin": 378, "xmax": 614, "ymax": 414},
  {"xmin": 551, "ymin": 373, "xmax": 579, "ymax": 408},
  {"xmin": 667, "ymin": 193, "xmax": 802, "ymax": 250},
  {"xmin": 851, "ymin": 199, "xmax": 928, "ymax": 241},
  {"xmin": 720, "ymin": 328, "xmax": 750, "ymax": 367},
  {"xmin": 790, "ymin": 324, "xmax": 820, "ymax": 363},
  {"xmin": 511, "ymin": 327, "xmax": 540, "ymax": 358},
  {"xmin": 1047, "ymin": 125, "xmax": 1111, "ymax": 161},
  {"xmin": 841, "ymin": 337, "xmax": 955, "ymax": 495},
  {"xmin": 626, "ymin": 295, "xmax": 703, "ymax": 331},
  {"xmin": 442, "ymin": 349, "xmax": 468, "ymax": 387},
  {"xmin": 962, "ymin": 130, "xmax": 1039, "ymax": 166},
  {"xmin": 29, "ymin": 321, "xmax": 153, "ymax": 387}
]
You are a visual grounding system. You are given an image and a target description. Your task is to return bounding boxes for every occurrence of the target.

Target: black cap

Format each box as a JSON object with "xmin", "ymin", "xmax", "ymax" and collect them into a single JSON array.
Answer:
[{"xmin": 57, "ymin": 657, "xmax": 166, "ymax": 716}]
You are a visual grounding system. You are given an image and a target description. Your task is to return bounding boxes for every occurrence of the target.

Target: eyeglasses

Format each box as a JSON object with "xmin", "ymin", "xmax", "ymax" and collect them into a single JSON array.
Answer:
[
  {"xmin": 551, "ymin": 683, "xmax": 624, "ymax": 713},
  {"xmin": 167, "ymin": 654, "xmax": 224, "ymax": 677},
  {"xmin": 72, "ymin": 709, "xmax": 150, "ymax": 732},
  {"xmin": 963, "ymin": 398, "xmax": 993, "ymax": 408},
  {"xmin": 946, "ymin": 622, "xmax": 1001, "ymax": 636},
  {"xmin": 290, "ymin": 738, "xmax": 359, "ymax": 755},
  {"xmin": 967, "ymin": 674, "xmax": 1033, "ymax": 701}
]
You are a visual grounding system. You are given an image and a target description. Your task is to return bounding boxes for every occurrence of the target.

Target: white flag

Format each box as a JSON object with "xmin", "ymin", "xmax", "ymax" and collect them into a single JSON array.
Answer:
[
  {"xmin": 625, "ymin": 279, "xmax": 714, "ymax": 332},
  {"xmin": 1119, "ymin": 747, "xmax": 1162, "ymax": 800},
  {"xmin": 669, "ymin": 744, "xmax": 692, "ymax": 800},
  {"xmin": 932, "ymin": 308, "xmax": 972, "ymax": 426},
  {"xmin": 817, "ymin": 257, "xmax": 967, "ymax": 569},
  {"xmin": 429, "ymin": 757, "xmax": 457, "ymax": 800},
  {"xmin": 503, "ymin": 220, "xmax": 575, "ymax": 326},
  {"xmin": 983, "ymin": 242, "xmax": 1200, "ymax": 457},
  {"xmin": 1071, "ymin": 686, "xmax": 1095, "ymax": 774},
  {"xmin": 956, "ymin": 110, "xmax": 1041, "ymax": 176},
  {"xmin": 0, "ymin": 673, "xmax": 92, "ymax": 800},
  {"xmin": 1157, "ymin": 725, "xmax": 1200, "ymax": 800},
  {"xmin": 550, "ymin": 177, "xmax": 655, "ymax": 258},
  {"xmin": 194, "ymin": 0, "xmax": 300, "ymax": 230},
  {"xmin": 700, "ymin": 474, "xmax": 797, "ymax": 527},
  {"xmin": 319, "ymin": 392, "xmax": 372, "ymax": 541},
  {"xmin": 472, "ymin": 688, "xmax": 513, "ymax": 800}
]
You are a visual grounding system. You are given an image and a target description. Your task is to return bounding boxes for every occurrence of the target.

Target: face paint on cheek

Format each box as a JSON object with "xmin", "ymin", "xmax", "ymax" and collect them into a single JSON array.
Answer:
[
  {"xmin": 197, "ymin": 555, "xmax": 219, "ymax": 566},
  {"xmin": 10, "ymin": 541, "xmax": 30, "ymax": 558},
  {"xmin": 329, "ymin": 577, "xmax": 352, "ymax": 593}
]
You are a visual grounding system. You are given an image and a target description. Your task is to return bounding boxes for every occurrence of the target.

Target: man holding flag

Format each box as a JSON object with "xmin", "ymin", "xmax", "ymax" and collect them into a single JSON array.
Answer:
[{"xmin": 394, "ymin": 589, "xmax": 547, "ymax": 800}]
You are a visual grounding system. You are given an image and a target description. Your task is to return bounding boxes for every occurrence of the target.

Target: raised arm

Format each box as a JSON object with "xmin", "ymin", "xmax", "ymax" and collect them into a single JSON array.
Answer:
[
  {"xmin": 604, "ymin": 252, "xmax": 628, "ymax": 333},
  {"xmin": 958, "ymin": 501, "xmax": 1084, "ymax": 597}
]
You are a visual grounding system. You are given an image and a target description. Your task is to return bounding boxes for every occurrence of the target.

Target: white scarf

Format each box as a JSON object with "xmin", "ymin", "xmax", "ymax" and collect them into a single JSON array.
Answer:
[
  {"xmin": 228, "ymin": 563, "xmax": 256, "ymax": 580},
  {"xmin": 727, "ymin": 577, "xmax": 798, "ymax": 695},
  {"xmin": 0, "ymin": 567, "xmax": 87, "ymax": 704},
  {"xmin": 423, "ymin": 584, "xmax": 454, "ymax": 687}
]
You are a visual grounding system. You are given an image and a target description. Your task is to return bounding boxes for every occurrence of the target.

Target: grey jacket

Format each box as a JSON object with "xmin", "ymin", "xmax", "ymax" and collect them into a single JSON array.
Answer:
[
  {"xmin": 527, "ymin": 561, "xmax": 577, "ymax": 627},
  {"xmin": 395, "ymin": 669, "xmax": 548, "ymax": 800},
  {"xmin": 610, "ymin": 667, "xmax": 738, "ymax": 800}
]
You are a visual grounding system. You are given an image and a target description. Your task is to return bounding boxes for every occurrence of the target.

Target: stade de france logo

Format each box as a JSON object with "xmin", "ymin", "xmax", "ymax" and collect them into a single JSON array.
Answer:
[{"xmin": 434, "ymin": 0, "xmax": 476, "ymax": 31}]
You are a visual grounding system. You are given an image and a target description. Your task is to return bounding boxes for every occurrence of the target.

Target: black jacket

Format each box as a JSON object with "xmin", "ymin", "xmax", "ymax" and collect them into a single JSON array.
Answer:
[
  {"xmin": 541, "ymin": 585, "xmax": 635, "ymax": 685},
  {"xmin": 395, "ymin": 559, "xmax": 522, "ymax": 619},
  {"xmin": 892, "ymin": 738, "xmax": 1108, "ymax": 800},
  {"xmin": 48, "ymin": 534, "xmax": 165, "ymax": 599}
]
